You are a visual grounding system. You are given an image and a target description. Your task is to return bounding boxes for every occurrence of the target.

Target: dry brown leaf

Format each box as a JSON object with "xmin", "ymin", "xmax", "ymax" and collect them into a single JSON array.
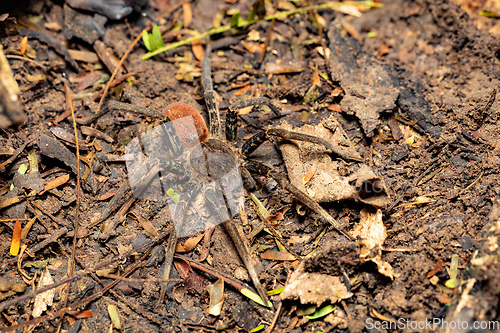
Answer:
[
  {"xmin": 351, "ymin": 208, "xmax": 396, "ymax": 279},
  {"xmin": 247, "ymin": 29, "xmax": 261, "ymax": 41},
  {"xmin": 315, "ymin": 46, "xmax": 331, "ymax": 59},
  {"xmin": 369, "ymin": 306, "xmax": 396, "ymax": 322},
  {"xmin": 333, "ymin": 5, "xmax": 363, "ymax": 17},
  {"xmin": 27, "ymin": 74, "xmax": 46, "ymax": 83},
  {"xmin": 174, "ymin": 258, "xmax": 190, "ymax": 278},
  {"xmin": 234, "ymin": 85, "xmax": 253, "ymax": 96},
  {"xmin": 98, "ymin": 191, "xmax": 116, "ymax": 201},
  {"xmin": 108, "ymin": 304, "xmax": 121, "ymax": 329},
  {"xmin": 260, "ymin": 250, "xmax": 297, "ymax": 261},
  {"xmin": 191, "ymin": 39, "xmax": 205, "ymax": 61},
  {"xmin": 238, "ymin": 106, "xmax": 254, "ymax": 115},
  {"xmin": 327, "ymin": 104, "xmax": 342, "ymax": 112},
  {"xmin": 312, "ymin": 64, "xmax": 321, "ymax": 87},
  {"xmin": 93, "ymin": 139, "xmax": 103, "ymax": 151},
  {"xmin": 69, "ymin": 310, "xmax": 93, "ymax": 319},
  {"xmin": 44, "ymin": 21, "xmax": 62, "ymax": 31},
  {"xmin": 20, "ymin": 36, "xmax": 28, "ymax": 55},
  {"xmin": 265, "ymin": 59, "xmax": 307, "ymax": 74},
  {"xmin": 175, "ymin": 233, "xmax": 204, "ymax": 252},
  {"xmin": 32, "ymin": 268, "xmax": 55, "ymax": 318},
  {"xmin": 206, "ymin": 278, "xmax": 224, "ymax": 316},
  {"xmin": 341, "ymin": 19, "xmax": 362, "ymax": 42},
  {"xmin": 435, "ymin": 293, "xmax": 453, "ymax": 304},
  {"xmin": 68, "ymin": 49, "xmax": 99, "ymax": 63},
  {"xmin": 281, "ymin": 270, "xmax": 353, "ymax": 305},
  {"xmin": 182, "ymin": 3, "xmax": 192, "ymax": 28},
  {"xmin": 330, "ymin": 87, "xmax": 343, "ymax": 97},
  {"xmin": 0, "ymin": 280, "xmax": 26, "ymax": 293},
  {"xmin": 379, "ymin": 37, "xmax": 390, "ymax": 57},
  {"xmin": 266, "ymin": 211, "xmax": 284, "ymax": 224},
  {"xmin": 132, "ymin": 214, "xmax": 159, "ymax": 238},
  {"xmin": 241, "ymin": 40, "xmax": 265, "ymax": 53},
  {"xmin": 277, "ymin": 117, "xmax": 390, "ymax": 208},
  {"xmin": 427, "ymin": 259, "xmax": 444, "ymax": 278},
  {"xmin": 302, "ymin": 161, "xmax": 318, "ymax": 184},
  {"xmin": 41, "ymin": 174, "xmax": 69, "ymax": 194},
  {"xmin": 21, "ymin": 216, "xmax": 37, "ymax": 239}
]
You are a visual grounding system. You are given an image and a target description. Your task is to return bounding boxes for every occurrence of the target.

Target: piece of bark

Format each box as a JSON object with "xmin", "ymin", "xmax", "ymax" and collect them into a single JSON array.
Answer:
[
  {"xmin": 63, "ymin": 4, "xmax": 107, "ymax": 45},
  {"xmin": 328, "ymin": 20, "xmax": 399, "ymax": 137},
  {"xmin": 39, "ymin": 133, "xmax": 86, "ymax": 175},
  {"xmin": 0, "ymin": 46, "xmax": 26, "ymax": 128}
]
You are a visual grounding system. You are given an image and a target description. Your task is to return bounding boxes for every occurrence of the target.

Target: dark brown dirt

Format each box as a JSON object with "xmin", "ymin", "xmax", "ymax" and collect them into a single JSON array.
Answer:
[{"xmin": 1, "ymin": 0, "xmax": 500, "ymax": 332}]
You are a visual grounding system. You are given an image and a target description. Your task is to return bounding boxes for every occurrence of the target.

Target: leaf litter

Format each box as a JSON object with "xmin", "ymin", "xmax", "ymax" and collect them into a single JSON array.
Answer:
[{"xmin": 2, "ymin": 0, "xmax": 500, "ymax": 331}]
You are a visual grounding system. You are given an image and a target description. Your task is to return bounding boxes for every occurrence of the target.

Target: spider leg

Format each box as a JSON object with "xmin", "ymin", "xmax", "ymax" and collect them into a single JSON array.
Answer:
[
  {"xmin": 226, "ymin": 98, "xmax": 282, "ymax": 142},
  {"xmin": 201, "ymin": 47, "xmax": 222, "ymax": 138},
  {"xmin": 158, "ymin": 228, "xmax": 177, "ymax": 303},
  {"xmin": 158, "ymin": 182, "xmax": 202, "ymax": 303},
  {"xmin": 203, "ymin": 184, "xmax": 271, "ymax": 306},
  {"xmin": 244, "ymin": 161, "xmax": 353, "ymax": 241},
  {"xmin": 242, "ymin": 128, "xmax": 363, "ymax": 163},
  {"xmin": 240, "ymin": 163, "xmax": 257, "ymax": 191}
]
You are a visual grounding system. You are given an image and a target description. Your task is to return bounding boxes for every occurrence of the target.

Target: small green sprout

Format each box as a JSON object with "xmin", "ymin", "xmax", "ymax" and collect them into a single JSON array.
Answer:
[
  {"xmin": 142, "ymin": 25, "xmax": 165, "ymax": 52},
  {"xmin": 305, "ymin": 304, "xmax": 336, "ymax": 320},
  {"xmin": 166, "ymin": 188, "xmax": 180, "ymax": 204}
]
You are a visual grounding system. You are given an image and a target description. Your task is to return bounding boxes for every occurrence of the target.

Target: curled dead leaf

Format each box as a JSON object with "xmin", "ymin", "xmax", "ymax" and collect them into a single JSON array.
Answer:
[
  {"xmin": 206, "ymin": 278, "xmax": 224, "ymax": 316},
  {"xmin": 351, "ymin": 208, "xmax": 397, "ymax": 279},
  {"xmin": 32, "ymin": 268, "xmax": 55, "ymax": 318}
]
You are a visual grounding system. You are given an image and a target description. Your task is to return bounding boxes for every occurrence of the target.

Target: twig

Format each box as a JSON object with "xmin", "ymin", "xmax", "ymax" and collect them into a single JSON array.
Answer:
[
  {"xmin": 462, "ymin": 169, "xmax": 484, "ymax": 192},
  {"xmin": 54, "ymin": 85, "xmax": 81, "ymax": 333},
  {"xmin": 26, "ymin": 227, "xmax": 68, "ymax": 255},
  {"xmin": 258, "ymin": 0, "xmax": 278, "ymax": 66},
  {"xmin": 18, "ymin": 29, "xmax": 79, "ymax": 70},
  {"xmin": 5, "ymin": 55, "xmax": 46, "ymax": 69},
  {"xmin": 174, "ymin": 254, "xmax": 257, "ymax": 293},
  {"xmin": 88, "ymin": 181, "xmax": 130, "ymax": 227},
  {"xmin": 266, "ymin": 301, "xmax": 282, "ymax": 333},
  {"xmin": 107, "ymin": 100, "xmax": 166, "ymax": 119},
  {"xmin": 29, "ymin": 201, "xmax": 65, "ymax": 226},
  {"xmin": 91, "ymin": 70, "xmax": 144, "ymax": 99},
  {"xmin": 99, "ymin": 273, "xmax": 183, "ymax": 283}
]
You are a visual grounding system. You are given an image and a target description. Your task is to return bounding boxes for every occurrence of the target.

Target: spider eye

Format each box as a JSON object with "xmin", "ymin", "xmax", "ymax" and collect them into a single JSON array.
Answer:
[{"xmin": 163, "ymin": 102, "xmax": 209, "ymax": 147}]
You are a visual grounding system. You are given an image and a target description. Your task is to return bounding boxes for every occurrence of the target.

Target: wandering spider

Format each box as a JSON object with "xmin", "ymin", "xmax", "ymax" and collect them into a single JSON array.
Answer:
[{"xmin": 123, "ymin": 45, "xmax": 361, "ymax": 306}]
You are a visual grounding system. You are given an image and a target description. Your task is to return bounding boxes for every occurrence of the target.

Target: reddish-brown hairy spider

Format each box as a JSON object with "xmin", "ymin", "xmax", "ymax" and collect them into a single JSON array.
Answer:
[{"xmin": 122, "ymin": 46, "xmax": 363, "ymax": 306}]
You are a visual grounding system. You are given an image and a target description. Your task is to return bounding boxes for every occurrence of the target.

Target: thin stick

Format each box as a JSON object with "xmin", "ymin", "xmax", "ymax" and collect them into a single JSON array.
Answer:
[
  {"xmin": 96, "ymin": 33, "xmax": 143, "ymax": 114},
  {"xmin": 5, "ymin": 55, "xmax": 46, "ymax": 69},
  {"xmin": 258, "ymin": 0, "xmax": 278, "ymax": 65},
  {"xmin": 266, "ymin": 301, "xmax": 282, "ymax": 333},
  {"xmin": 100, "ymin": 273, "xmax": 183, "ymax": 283},
  {"xmin": 54, "ymin": 85, "xmax": 81, "ymax": 332}
]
